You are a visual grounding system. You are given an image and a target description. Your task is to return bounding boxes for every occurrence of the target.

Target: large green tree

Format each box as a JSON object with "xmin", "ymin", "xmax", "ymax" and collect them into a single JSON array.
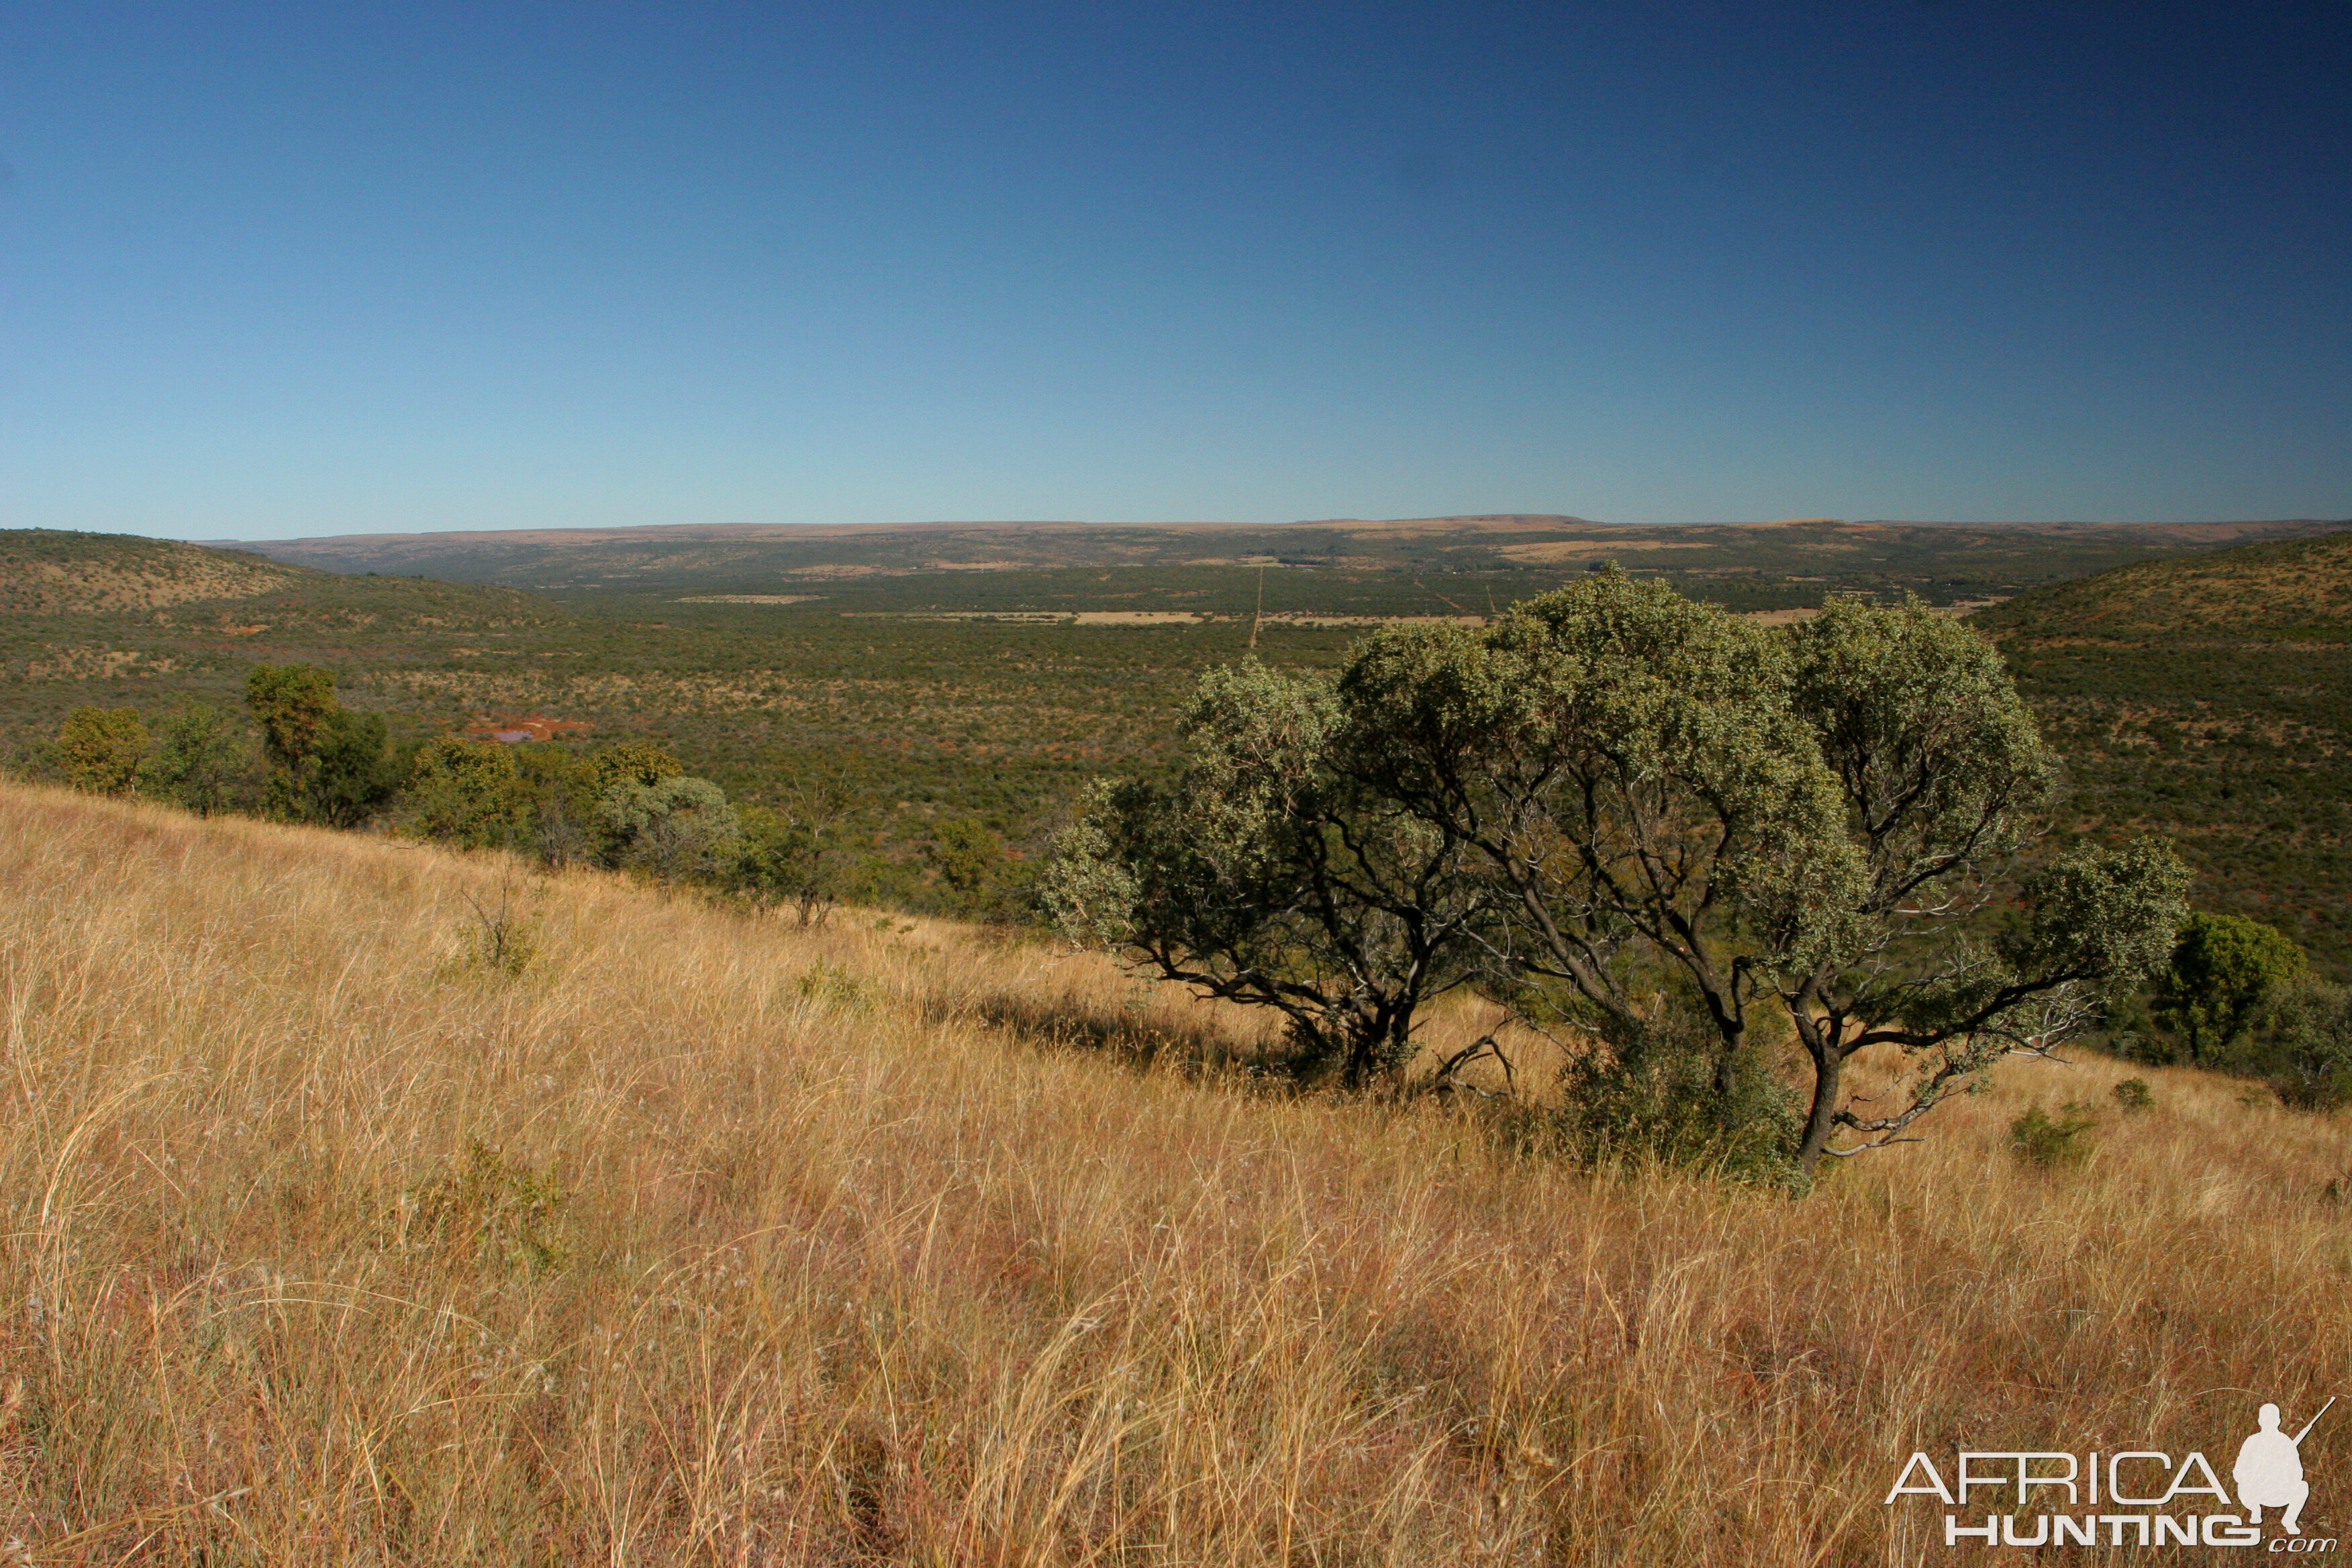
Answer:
[
  {"xmin": 1336, "ymin": 571, "xmax": 1856, "ymax": 1107},
  {"xmin": 1063, "ymin": 573, "xmax": 2192, "ymax": 1174},
  {"xmin": 1043, "ymin": 659, "xmax": 1497, "ymax": 1088},
  {"xmin": 1769, "ymin": 596, "xmax": 2190, "ymax": 1168}
]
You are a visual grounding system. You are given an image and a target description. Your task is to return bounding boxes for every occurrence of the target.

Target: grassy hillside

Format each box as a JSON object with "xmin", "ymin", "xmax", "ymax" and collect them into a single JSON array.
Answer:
[
  {"xmin": 1, "ymin": 783, "xmax": 2345, "ymax": 1562},
  {"xmin": 1980, "ymin": 530, "xmax": 2352, "ymax": 972}
]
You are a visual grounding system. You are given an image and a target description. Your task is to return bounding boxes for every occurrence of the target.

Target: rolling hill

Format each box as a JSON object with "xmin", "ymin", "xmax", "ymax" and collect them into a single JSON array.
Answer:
[{"xmin": 1979, "ymin": 528, "xmax": 2352, "ymax": 971}]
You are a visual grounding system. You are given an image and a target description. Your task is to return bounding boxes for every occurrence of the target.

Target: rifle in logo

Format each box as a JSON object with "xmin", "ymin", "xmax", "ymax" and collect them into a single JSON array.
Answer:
[{"xmin": 2239, "ymin": 1398, "xmax": 2333, "ymax": 1536}]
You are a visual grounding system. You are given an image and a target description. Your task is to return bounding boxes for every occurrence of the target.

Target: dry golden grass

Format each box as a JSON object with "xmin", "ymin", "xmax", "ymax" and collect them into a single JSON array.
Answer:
[{"xmin": 1, "ymin": 781, "xmax": 2347, "ymax": 1565}]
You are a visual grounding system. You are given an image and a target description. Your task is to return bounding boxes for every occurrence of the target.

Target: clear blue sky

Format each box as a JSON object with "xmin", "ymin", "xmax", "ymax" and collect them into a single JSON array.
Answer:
[{"xmin": 3, "ymin": 2, "xmax": 2346, "ymax": 540}]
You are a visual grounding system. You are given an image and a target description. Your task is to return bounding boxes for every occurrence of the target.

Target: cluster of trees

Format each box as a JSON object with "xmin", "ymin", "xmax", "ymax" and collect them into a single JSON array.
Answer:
[
  {"xmin": 1046, "ymin": 571, "xmax": 2196, "ymax": 1181},
  {"xmin": 48, "ymin": 665, "xmax": 843, "ymax": 922},
  {"xmin": 2118, "ymin": 911, "xmax": 2352, "ymax": 1107}
]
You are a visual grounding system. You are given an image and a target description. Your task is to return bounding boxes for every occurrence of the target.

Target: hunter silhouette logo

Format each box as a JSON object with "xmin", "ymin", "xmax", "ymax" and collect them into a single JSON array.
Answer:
[
  {"xmin": 1886, "ymin": 1397, "xmax": 2337, "ymax": 1551},
  {"xmin": 2241, "ymin": 1399, "xmax": 2333, "ymax": 1536}
]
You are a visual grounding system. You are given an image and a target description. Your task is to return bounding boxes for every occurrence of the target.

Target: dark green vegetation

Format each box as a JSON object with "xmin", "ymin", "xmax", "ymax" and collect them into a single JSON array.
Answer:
[
  {"xmin": 1980, "ymin": 528, "xmax": 2352, "ymax": 973},
  {"xmin": 4, "ymin": 517, "xmax": 2346, "ymax": 924}
]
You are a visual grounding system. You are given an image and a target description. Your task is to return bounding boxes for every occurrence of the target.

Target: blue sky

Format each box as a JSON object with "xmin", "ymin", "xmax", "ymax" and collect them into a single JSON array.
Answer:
[{"xmin": 2, "ymin": 1, "xmax": 2347, "ymax": 540}]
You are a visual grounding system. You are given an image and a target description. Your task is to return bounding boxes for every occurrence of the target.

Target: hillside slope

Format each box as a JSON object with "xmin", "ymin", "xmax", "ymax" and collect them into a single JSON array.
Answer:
[
  {"xmin": 0, "ymin": 783, "xmax": 2343, "ymax": 1562},
  {"xmin": 0, "ymin": 527, "xmax": 573, "ymax": 750},
  {"xmin": 1979, "ymin": 528, "xmax": 2352, "ymax": 969}
]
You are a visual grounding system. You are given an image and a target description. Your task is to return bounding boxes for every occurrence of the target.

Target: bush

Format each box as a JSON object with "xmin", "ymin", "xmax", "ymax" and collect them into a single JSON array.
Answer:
[
  {"xmin": 57, "ymin": 706, "xmax": 150, "ymax": 796},
  {"xmin": 137, "ymin": 702, "xmax": 252, "ymax": 815},
  {"xmin": 730, "ymin": 804, "xmax": 840, "ymax": 926},
  {"xmin": 1555, "ymin": 989, "xmax": 1806, "ymax": 1189},
  {"xmin": 598, "ymin": 775, "xmax": 740, "ymax": 881},
  {"xmin": 306, "ymin": 708, "xmax": 401, "ymax": 828},
  {"xmin": 406, "ymin": 736, "xmax": 530, "ymax": 848},
  {"xmin": 2257, "ymin": 975, "xmax": 2352, "ymax": 1111},
  {"xmin": 2008, "ymin": 1103, "xmax": 2099, "ymax": 1169},
  {"xmin": 2112, "ymin": 1078, "xmax": 2153, "ymax": 1114},
  {"xmin": 2155, "ymin": 912, "xmax": 2305, "ymax": 1065}
]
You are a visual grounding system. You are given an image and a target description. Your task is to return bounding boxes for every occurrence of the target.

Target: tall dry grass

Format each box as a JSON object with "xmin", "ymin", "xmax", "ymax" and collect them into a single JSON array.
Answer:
[{"xmin": 0, "ymin": 780, "xmax": 2345, "ymax": 1565}]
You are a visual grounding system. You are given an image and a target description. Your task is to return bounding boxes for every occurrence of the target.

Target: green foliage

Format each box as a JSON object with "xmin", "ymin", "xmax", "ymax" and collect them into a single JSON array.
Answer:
[
  {"xmin": 2008, "ymin": 1102, "xmax": 2100, "ymax": 1169},
  {"xmin": 305, "ymin": 707, "xmax": 401, "ymax": 828},
  {"xmin": 244, "ymin": 665, "xmax": 338, "ymax": 777},
  {"xmin": 730, "ymin": 803, "xmax": 840, "ymax": 926},
  {"xmin": 513, "ymin": 744, "xmax": 603, "ymax": 867},
  {"xmin": 56, "ymin": 706, "xmax": 150, "ymax": 796},
  {"xmin": 2112, "ymin": 1077, "xmax": 2153, "ymax": 1114},
  {"xmin": 406, "ymin": 735, "xmax": 530, "ymax": 848},
  {"xmin": 1767, "ymin": 595, "xmax": 2186, "ymax": 1169},
  {"xmin": 2155, "ymin": 912, "xmax": 2306, "ymax": 1065},
  {"xmin": 598, "ymin": 774, "xmax": 740, "ymax": 881},
  {"xmin": 924, "ymin": 814, "xmax": 1011, "ymax": 916},
  {"xmin": 1555, "ymin": 987, "xmax": 1805, "ymax": 1189},
  {"xmin": 2249, "ymin": 974, "xmax": 2352, "ymax": 1110},
  {"xmin": 1338, "ymin": 570, "xmax": 1857, "ymax": 1080},
  {"xmin": 400, "ymin": 1140, "xmax": 571, "ymax": 1274},
  {"xmin": 1042, "ymin": 658, "xmax": 1494, "ymax": 1087},
  {"xmin": 136, "ymin": 702, "xmax": 252, "ymax": 815},
  {"xmin": 591, "ymin": 742, "xmax": 683, "ymax": 794}
]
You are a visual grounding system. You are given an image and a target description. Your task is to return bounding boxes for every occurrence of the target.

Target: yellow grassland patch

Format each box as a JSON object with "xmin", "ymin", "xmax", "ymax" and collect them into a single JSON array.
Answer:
[{"xmin": 0, "ymin": 782, "xmax": 2343, "ymax": 1563}]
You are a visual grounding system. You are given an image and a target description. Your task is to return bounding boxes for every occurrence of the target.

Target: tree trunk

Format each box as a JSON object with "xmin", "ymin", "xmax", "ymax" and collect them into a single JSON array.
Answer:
[{"xmin": 1796, "ymin": 1044, "xmax": 1843, "ymax": 1175}]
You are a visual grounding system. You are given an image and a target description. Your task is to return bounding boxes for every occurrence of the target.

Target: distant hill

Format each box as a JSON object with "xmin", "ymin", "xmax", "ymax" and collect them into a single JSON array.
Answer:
[
  {"xmin": 0, "ymin": 528, "xmax": 573, "ymax": 752},
  {"xmin": 1977, "ymin": 528, "xmax": 2352, "ymax": 640},
  {"xmin": 221, "ymin": 514, "xmax": 2345, "ymax": 595},
  {"xmin": 1979, "ymin": 528, "xmax": 2352, "ymax": 971},
  {"xmin": 0, "ymin": 530, "xmax": 293, "ymax": 616}
]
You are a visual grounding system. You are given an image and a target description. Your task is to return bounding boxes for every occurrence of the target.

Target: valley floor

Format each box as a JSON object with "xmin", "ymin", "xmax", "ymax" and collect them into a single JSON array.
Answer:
[{"xmin": 0, "ymin": 783, "xmax": 2344, "ymax": 1564}]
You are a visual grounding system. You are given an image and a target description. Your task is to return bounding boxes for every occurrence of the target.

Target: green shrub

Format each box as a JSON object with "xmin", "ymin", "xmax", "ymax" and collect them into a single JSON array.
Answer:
[
  {"xmin": 306, "ymin": 708, "xmax": 401, "ymax": 828},
  {"xmin": 2257, "ymin": 975, "xmax": 2352, "ymax": 1111},
  {"xmin": 407, "ymin": 735, "xmax": 530, "ymax": 848},
  {"xmin": 2155, "ymin": 912, "xmax": 2305, "ymax": 1065},
  {"xmin": 2111, "ymin": 1078, "xmax": 2153, "ymax": 1114},
  {"xmin": 57, "ymin": 706, "xmax": 150, "ymax": 796},
  {"xmin": 1555, "ymin": 990, "xmax": 1806, "ymax": 1190},
  {"xmin": 2009, "ymin": 1102, "xmax": 2099, "ymax": 1169},
  {"xmin": 136, "ymin": 702, "xmax": 252, "ymax": 815},
  {"xmin": 598, "ymin": 775, "xmax": 740, "ymax": 880}
]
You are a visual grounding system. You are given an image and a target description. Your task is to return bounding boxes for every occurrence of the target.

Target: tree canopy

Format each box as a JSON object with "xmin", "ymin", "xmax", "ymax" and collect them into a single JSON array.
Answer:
[{"xmin": 1049, "ymin": 573, "xmax": 2192, "ymax": 1176}]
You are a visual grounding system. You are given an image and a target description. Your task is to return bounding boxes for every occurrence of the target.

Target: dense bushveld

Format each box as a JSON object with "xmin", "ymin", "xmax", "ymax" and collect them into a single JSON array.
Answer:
[
  {"xmin": 1986, "ymin": 528, "xmax": 2352, "ymax": 972},
  {"xmin": 2, "ymin": 783, "xmax": 2345, "ymax": 1564},
  {"xmin": 7, "ymin": 522, "xmax": 2330, "ymax": 915}
]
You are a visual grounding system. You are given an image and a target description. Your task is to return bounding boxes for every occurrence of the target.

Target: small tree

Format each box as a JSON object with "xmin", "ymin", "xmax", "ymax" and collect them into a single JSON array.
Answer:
[
  {"xmin": 925, "ymin": 816, "xmax": 1007, "ymax": 915},
  {"xmin": 246, "ymin": 665, "xmax": 339, "ymax": 807},
  {"xmin": 407, "ymin": 736, "xmax": 531, "ymax": 848},
  {"xmin": 599, "ymin": 775, "xmax": 740, "ymax": 881},
  {"xmin": 57, "ymin": 707, "xmax": 150, "ymax": 796},
  {"xmin": 2155, "ymin": 912, "xmax": 2306, "ymax": 1065},
  {"xmin": 516, "ymin": 746, "xmax": 603, "ymax": 867},
  {"xmin": 307, "ymin": 709, "xmax": 402, "ymax": 828},
  {"xmin": 137, "ymin": 702, "xmax": 251, "ymax": 815},
  {"xmin": 732, "ymin": 803, "xmax": 842, "ymax": 925},
  {"xmin": 1043, "ymin": 660, "xmax": 1495, "ymax": 1087},
  {"xmin": 2255, "ymin": 974, "xmax": 2352, "ymax": 1108}
]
